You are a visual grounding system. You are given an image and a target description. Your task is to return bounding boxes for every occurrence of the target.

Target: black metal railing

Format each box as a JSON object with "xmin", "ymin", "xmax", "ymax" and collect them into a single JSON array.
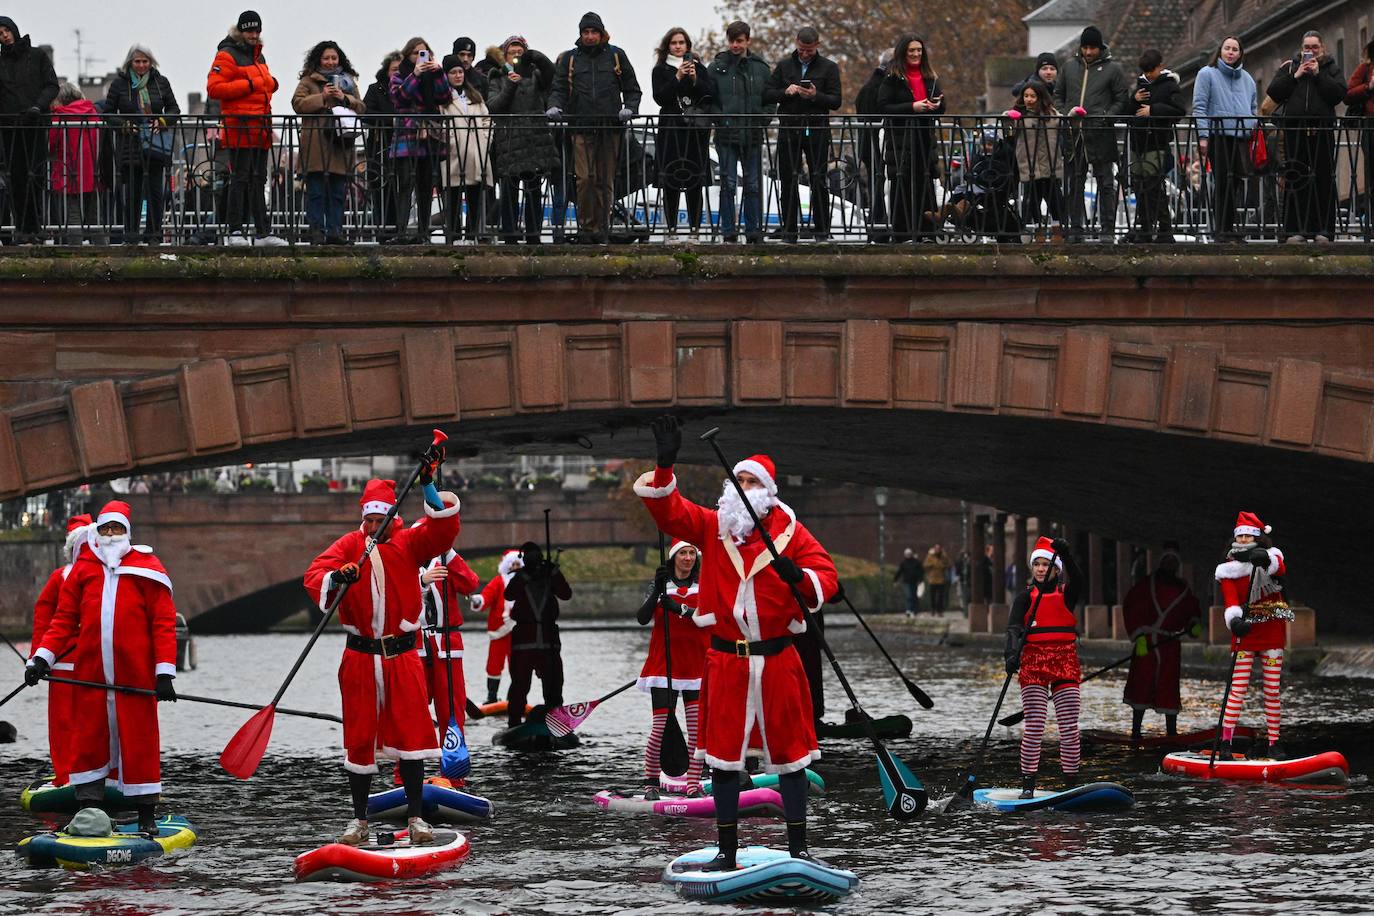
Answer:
[{"xmin": 1, "ymin": 113, "xmax": 1370, "ymax": 245}]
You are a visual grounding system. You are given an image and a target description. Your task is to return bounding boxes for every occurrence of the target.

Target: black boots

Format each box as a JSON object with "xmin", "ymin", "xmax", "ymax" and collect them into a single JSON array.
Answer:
[
  {"xmin": 485, "ymin": 678, "xmax": 500, "ymax": 706},
  {"xmin": 701, "ymin": 822, "xmax": 737, "ymax": 872},
  {"xmin": 1214, "ymin": 740, "xmax": 1234, "ymax": 761},
  {"xmin": 1019, "ymin": 774, "xmax": 1037, "ymax": 799},
  {"xmin": 786, "ymin": 820, "xmax": 807, "ymax": 858},
  {"xmin": 136, "ymin": 803, "xmax": 158, "ymax": 837}
]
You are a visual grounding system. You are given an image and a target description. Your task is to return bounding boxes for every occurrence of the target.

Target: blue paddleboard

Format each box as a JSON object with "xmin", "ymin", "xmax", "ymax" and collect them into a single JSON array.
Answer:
[
  {"xmin": 367, "ymin": 780, "xmax": 493, "ymax": 824},
  {"xmin": 663, "ymin": 846, "xmax": 858, "ymax": 905},
  {"xmin": 973, "ymin": 781, "xmax": 1134, "ymax": 813},
  {"xmin": 17, "ymin": 815, "xmax": 196, "ymax": 869}
]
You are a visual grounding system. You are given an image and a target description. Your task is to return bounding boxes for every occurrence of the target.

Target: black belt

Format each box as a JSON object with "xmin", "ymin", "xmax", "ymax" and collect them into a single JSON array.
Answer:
[
  {"xmin": 428, "ymin": 625, "xmax": 463, "ymax": 635},
  {"xmin": 711, "ymin": 635, "xmax": 794, "ymax": 658},
  {"xmin": 346, "ymin": 631, "xmax": 417, "ymax": 658}
]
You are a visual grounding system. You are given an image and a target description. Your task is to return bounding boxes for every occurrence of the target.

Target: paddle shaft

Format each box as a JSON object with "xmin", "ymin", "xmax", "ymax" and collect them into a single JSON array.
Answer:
[
  {"xmin": 837, "ymin": 592, "xmax": 933, "ymax": 708},
  {"xmin": 44, "ymin": 675, "xmax": 343, "ymax": 723},
  {"xmin": 1210, "ymin": 565, "xmax": 1261, "ymax": 766},
  {"xmin": 0, "ymin": 645, "xmax": 77, "ymax": 710},
  {"xmin": 1, "ymin": 630, "xmax": 27, "ymax": 663},
  {"xmin": 997, "ymin": 627, "xmax": 1190, "ymax": 727},
  {"xmin": 659, "ymin": 531, "xmax": 676, "ymax": 699}
]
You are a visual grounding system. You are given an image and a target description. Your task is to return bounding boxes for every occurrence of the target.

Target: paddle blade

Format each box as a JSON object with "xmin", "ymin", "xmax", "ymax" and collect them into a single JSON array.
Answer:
[
  {"xmin": 220, "ymin": 705, "xmax": 276, "ymax": 779},
  {"xmin": 998, "ymin": 710, "xmax": 1026, "ymax": 728},
  {"xmin": 905, "ymin": 677, "xmax": 935, "ymax": 710},
  {"xmin": 877, "ymin": 749, "xmax": 927, "ymax": 820},
  {"xmin": 465, "ymin": 698, "xmax": 485, "ymax": 721},
  {"xmin": 545, "ymin": 699, "xmax": 596, "ymax": 737},
  {"xmin": 659, "ymin": 711, "xmax": 690, "ymax": 778},
  {"xmin": 440, "ymin": 718, "xmax": 471, "ymax": 780}
]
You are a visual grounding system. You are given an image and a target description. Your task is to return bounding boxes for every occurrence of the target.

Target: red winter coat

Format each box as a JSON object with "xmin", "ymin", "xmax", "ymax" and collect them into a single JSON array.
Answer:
[
  {"xmin": 36, "ymin": 542, "xmax": 176, "ymax": 797},
  {"xmin": 1346, "ymin": 63, "xmax": 1374, "ymax": 117},
  {"xmin": 206, "ymin": 31, "xmax": 277, "ymax": 148},
  {"xmin": 1122, "ymin": 573, "xmax": 1200, "ymax": 713},
  {"xmin": 1216, "ymin": 546, "xmax": 1288, "ymax": 652},
  {"xmin": 420, "ymin": 549, "xmax": 479, "ymax": 736},
  {"xmin": 32, "ymin": 565, "xmax": 78, "ymax": 785},
  {"xmin": 302, "ymin": 493, "xmax": 461, "ymax": 772},
  {"xmin": 48, "ymin": 98, "xmax": 102, "ymax": 194},
  {"xmin": 636, "ymin": 466, "xmax": 838, "ymax": 774}
]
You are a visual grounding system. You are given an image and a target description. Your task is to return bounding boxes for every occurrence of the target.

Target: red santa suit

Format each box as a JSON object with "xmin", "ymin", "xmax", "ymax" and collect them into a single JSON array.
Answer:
[
  {"xmin": 480, "ymin": 550, "xmax": 522, "ymax": 679},
  {"xmin": 637, "ymin": 541, "xmax": 709, "ymax": 692},
  {"xmin": 1121, "ymin": 555, "xmax": 1201, "ymax": 715},
  {"xmin": 30, "ymin": 514, "xmax": 92, "ymax": 786},
  {"xmin": 302, "ymin": 479, "xmax": 462, "ymax": 774},
  {"xmin": 419, "ymin": 547, "xmax": 480, "ymax": 737},
  {"xmin": 636, "ymin": 456, "xmax": 838, "ymax": 774},
  {"xmin": 34, "ymin": 502, "xmax": 176, "ymax": 798}
]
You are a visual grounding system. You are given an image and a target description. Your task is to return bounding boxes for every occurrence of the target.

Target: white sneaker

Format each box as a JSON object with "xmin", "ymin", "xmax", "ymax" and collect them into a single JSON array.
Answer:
[
  {"xmin": 1314, "ymin": 234, "xmax": 1332, "ymax": 244},
  {"xmin": 337, "ymin": 818, "xmax": 368, "ymax": 846},
  {"xmin": 222, "ymin": 233, "xmax": 251, "ymax": 247},
  {"xmin": 407, "ymin": 817, "xmax": 435, "ymax": 845},
  {"xmin": 254, "ymin": 235, "xmax": 290, "ymax": 247}
]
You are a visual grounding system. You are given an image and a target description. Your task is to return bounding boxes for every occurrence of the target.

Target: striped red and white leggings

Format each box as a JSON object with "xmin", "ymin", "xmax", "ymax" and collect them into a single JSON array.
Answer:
[
  {"xmin": 645, "ymin": 687, "xmax": 702, "ymax": 785},
  {"xmin": 1222, "ymin": 649, "xmax": 1283, "ymax": 740},
  {"xmin": 1019, "ymin": 683, "xmax": 1081, "ymax": 775}
]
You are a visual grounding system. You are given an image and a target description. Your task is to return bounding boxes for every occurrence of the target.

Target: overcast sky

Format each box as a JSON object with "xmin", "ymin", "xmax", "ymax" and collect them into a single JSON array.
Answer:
[{"xmin": 14, "ymin": 1, "xmax": 721, "ymax": 112}]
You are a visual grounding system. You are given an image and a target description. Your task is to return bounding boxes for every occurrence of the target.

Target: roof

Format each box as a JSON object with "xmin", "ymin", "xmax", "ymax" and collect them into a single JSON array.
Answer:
[{"xmin": 1024, "ymin": 0, "xmax": 1099, "ymax": 23}]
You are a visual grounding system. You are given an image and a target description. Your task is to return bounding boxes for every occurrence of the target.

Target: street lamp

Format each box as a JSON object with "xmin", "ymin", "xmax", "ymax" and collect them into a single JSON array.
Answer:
[{"xmin": 874, "ymin": 487, "xmax": 889, "ymax": 612}]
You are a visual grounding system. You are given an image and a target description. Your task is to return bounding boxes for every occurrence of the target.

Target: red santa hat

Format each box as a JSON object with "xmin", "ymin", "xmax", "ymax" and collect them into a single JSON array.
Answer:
[
  {"xmin": 1233, "ymin": 511, "xmax": 1270, "ymax": 538},
  {"xmin": 732, "ymin": 454, "xmax": 778, "ymax": 496},
  {"xmin": 498, "ymin": 548, "xmax": 524, "ymax": 577},
  {"xmin": 360, "ymin": 479, "xmax": 398, "ymax": 518},
  {"xmin": 66, "ymin": 513, "xmax": 92, "ymax": 533},
  {"xmin": 64, "ymin": 513, "xmax": 93, "ymax": 558},
  {"xmin": 666, "ymin": 538, "xmax": 698, "ymax": 560},
  {"xmin": 1029, "ymin": 535, "xmax": 1064, "ymax": 570},
  {"xmin": 95, "ymin": 501, "xmax": 132, "ymax": 533}
]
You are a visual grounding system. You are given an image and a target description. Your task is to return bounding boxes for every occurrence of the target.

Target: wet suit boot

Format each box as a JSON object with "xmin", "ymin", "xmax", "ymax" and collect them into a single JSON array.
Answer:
[
  {"xmin": 1214, "ymin": 740, "xmax": 1233, "ymax": 761},
  {"xmin": 486, "ymin": 677, "xmax": 500, "ymax": 706},
  {"xmin": 1263, "ymin": 741, "xmax": 1287, "ymax": 760},
  {"xmin": 702, "ymin": 769, "xmax": 739, "ymax": 871},
  {"xmin": 779, "ymin": 770, "xmax": 814, "ymax": 860},
  {"xmin": 136, "ymin": 803, "xmax": 158, "ymax": 838},
  {"xmin": 1019, "ymin": 773, "xmax": 1037, "ymax": 799}
]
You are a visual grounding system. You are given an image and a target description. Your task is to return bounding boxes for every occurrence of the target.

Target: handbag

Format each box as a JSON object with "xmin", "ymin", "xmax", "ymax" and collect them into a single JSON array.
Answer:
[
  {"xmin": 1129, "ymin": 148, "xmax": 1170, "ymax": 185},
  {"xmin": 139, "ymin": 124, "xmax": 174, "ymax": 163}
]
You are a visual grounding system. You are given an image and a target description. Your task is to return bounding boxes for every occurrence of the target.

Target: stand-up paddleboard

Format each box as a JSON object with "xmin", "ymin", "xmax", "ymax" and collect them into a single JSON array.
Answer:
[
  {"xmin": 17, "ymin": 815, "xmax": 196, "ymax": 869},
  {"xmin": 815, "ymin": 714, "xmax": 912, "ymax": 741},
  {"xmin": 368, "ymin": 778, "xmax": 493, "ymax": 825},
  {"xmin": 1162, "ymin": 750, "xmax": 1349, "ymax": 786},
  {"xmin": 663, "ymin": 846, "xmax": 858, "ymax": 905},
  {"xmin": 21, "ymin": 777, "xmax": 129, "ymax": 815},
  {"xmin": 973, "ymin": 782, "xmax": 1135, "ymax": 813},
  {"xmin": 595, "ymin": 786, "xmax": 784, "ymax": 819},
  {"xmin": 1082, "ymin": 726, "xmax": 1257, "ymax": 749},
  {"xmin": 475, "ymin": 701, "xmax": 531, "ymax": 719},
  {"xmin": 660, "ymin": 768, "xmax": 826, "ymax": 796},
  {"xmin": 491, "ymin": 717, "xmax": 580, "ymax": 752},
  {"xmin": 294, "ymin": 827, "xmax": 469, "ymax": 882}
]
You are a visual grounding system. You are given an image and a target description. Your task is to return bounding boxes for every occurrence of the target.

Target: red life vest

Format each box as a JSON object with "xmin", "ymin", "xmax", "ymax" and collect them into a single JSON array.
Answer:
[{"xmin": 1023, "ymin": 587, "xmax": 1077, "ymax": 644}]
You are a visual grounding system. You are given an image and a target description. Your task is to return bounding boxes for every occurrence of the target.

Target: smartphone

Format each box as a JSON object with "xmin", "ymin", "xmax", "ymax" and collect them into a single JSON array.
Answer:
[
  {"xmin": 799, "ymin": 79, "xmax": 814, "ymax": 89},
  {"xmin": 1302, "ymin": 51, "xmax": 1315, "ymax": 63},
  {"xmin": 418, "ymin": 50, "xmax": 430, "ymax": 64},
  {"xmin": 331, "ymin": 74, "xmax": 341, "ymax": 88}
]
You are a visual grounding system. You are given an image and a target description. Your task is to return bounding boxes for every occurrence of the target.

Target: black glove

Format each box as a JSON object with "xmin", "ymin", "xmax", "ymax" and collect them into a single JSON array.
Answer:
[
  {"xmin": 650, "ymin": 415, "xmax": 681, "ymax": 468},
  {"xmin": 1228, "ymin": 616, "xmax": 1252, "ymax": 638},
  {"xmin": 335, "ymin": 562, "xmax": 360, "ymax": 585},
  {"xmin": 419, "ymin": 443, "xmax": 447, "ymax": 485},
  {"xmin": 1245, "ymin": 546, "xmax": 1270, "ymax": 566},
  {"xmin": 156, "ymin": 674, "xmax": 177, "ymax": 702},
  {"xmin": 653, "ymin": 564, "xmax": 670, "ymax": 595},
  {"xmin": 770, "ymin": 556, "xmax": 804, "ymax": 584},
  {"xmin": 826, "ymin": 580, "xmax": 847, "ymax": 605},
  {"xmin": 24, "ymin": 657, "xmax": 49, "ymax": 686},
  {"xmin": 1005, "ymin": 652, "xmax": 1021, "ymax": 675},
  {"xmin": 1050, "ymin": 538, "xmax": 1071, "ymax": 556}
]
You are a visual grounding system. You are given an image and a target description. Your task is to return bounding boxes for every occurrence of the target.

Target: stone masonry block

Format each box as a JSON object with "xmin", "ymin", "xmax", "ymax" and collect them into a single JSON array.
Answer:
[
  {"xmin": 70, "ymin": 380, "xmax": 132, "ymax": 475},
  {"xmin": 181, "ymin": 360, "xmax": 242, "ymax": 453}
]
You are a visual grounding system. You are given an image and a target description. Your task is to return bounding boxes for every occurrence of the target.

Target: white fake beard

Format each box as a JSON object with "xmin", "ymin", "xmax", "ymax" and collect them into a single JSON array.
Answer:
[
  {"xmin": 717, "ymin": 481, "xmax": 776, "ymax": 543},
  {"xmin": 94, "ymin": 533, "xmax": 131, "ymax": 565}
]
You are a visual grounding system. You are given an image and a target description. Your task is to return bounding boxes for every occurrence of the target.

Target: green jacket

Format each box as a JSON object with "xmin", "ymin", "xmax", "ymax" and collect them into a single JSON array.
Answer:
[{"xmin": 708, "ymin": 50, "xmax": 774, "ymax": 146}]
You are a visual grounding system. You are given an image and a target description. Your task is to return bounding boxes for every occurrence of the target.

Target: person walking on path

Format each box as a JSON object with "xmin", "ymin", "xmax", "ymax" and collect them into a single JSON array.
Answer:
[
  {"xmin": 923, "ymin": 544, "xmax": 953, "ymax": 613},
  {"xmin": 894, "ymin": 548, "xmax": 923, "ymax": 617}
]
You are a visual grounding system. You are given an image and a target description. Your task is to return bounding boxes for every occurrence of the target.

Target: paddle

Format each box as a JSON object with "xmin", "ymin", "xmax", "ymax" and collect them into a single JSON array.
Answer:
[
  {"xmin": 545, "ymin": 679, "xmax": 638, "ymax": 736},
  {"xmin": 946, "ymin": 548, "xmax": 1058, "ymax": 811},
  {"xmin": 656, "ymin": 531, "xmax": 690, "ymax": 779},
  {"xmin": 997, "ymin": 627, "xmax": 1191, "ymax": 728},
  {"xmin": 1209, "ymin": 564, "xmax": 1261, "ymax": 767},
  {"xmin": 831, "ymin": 587, "xmax": 934, "ymax": 709},
  {"xmin": 428, "ymin": 466, "xmax": 471, "ymax": 781},
  {"xmin": 465, "ymin": 698, "xmax": 485, "ymax": 720},
  {"xmin": 220, "ymin": 428, "xmax": 448, "ymax": 779},
  {"xmin": 0, "ymin": 645, "xmax": 77, "ymax": 710},
  {"xmin": 1, "ymin": 630, "xmax": 27, "ymax": 664},
  {"xmin": 40, "ymin": 674, "xmax": 343, "ymax": 722},
  {"xmin": 700, "ymin": 426, "xmax": 926, "ymax": 821}
]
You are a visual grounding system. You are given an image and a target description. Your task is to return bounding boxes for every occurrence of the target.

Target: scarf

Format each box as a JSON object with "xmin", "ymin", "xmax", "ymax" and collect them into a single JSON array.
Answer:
[
  {"xmin": 905, "ymin": 63, "xmax": 927, "ymax": 103},
  {"xmin": 130, "ymin": 70, "xmax": 152, "ymax": 114}
]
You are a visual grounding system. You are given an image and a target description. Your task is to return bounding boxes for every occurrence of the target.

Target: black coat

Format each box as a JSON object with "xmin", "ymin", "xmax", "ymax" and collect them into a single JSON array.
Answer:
[
  {"xmin": 0, "ymin": 33, "xmax": 59, "ymax": 116},
  {"xmin": 103, "ymin": 69, "xmax": 181, "ymax": 164},
  {"xmin": 548, "ymin": 39, "xmax": 642, "ymax": 125},
  {"xmin": 875, "ymin": 68, "xmax": 945, "ymax": 174},
  {"xmin": 487, "ymin": 48, "xmax": 560, "ymax": 179},
  {"xmin": 363, "ymin": 79, "xmax": 396, "ymax": 163},
  {"xmin": 651, "ymin": 55, "xmax": 714, "ymax": 189},
  {"xmin": 1267, "ymin": 56, "xmax": 1347, "ymax": 123},
  {"xmin": 1132, "ymin": 71, "xmax": 1184, "ymax": 153},
  {"xmin": 763, "ymin": 51, "xmax": 842, "ymax": 129}
]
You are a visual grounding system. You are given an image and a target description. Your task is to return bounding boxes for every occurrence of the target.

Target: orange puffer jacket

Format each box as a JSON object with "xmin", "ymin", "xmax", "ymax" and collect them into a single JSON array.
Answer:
[{"xmin": 206, "ymin": 30, "xmax": 277, "ymax": 148}]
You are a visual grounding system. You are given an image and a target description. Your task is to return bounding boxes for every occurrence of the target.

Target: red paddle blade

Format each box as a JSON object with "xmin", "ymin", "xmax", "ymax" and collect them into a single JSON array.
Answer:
[{"xmin": 220, "ymin": 704, "xmax": 277, "ymax": 779}]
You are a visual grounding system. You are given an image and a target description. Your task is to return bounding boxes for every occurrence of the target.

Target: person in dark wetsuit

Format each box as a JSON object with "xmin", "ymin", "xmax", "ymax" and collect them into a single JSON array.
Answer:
[{"xmin": 504, "ymin": 541, "xmax": 571, "ymax": 729}]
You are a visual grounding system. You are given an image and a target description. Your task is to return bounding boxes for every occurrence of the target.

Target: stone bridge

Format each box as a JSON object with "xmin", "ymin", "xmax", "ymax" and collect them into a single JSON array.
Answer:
[{"xmin": 1, "ymin": 249, "xmax": 1372, "ymax": 626}]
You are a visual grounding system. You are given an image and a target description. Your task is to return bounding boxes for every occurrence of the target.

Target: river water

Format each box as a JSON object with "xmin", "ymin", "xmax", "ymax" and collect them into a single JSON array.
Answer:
[{"xmin": 1, "ymin": 624, "xmax": 1371, "ymax": 914}]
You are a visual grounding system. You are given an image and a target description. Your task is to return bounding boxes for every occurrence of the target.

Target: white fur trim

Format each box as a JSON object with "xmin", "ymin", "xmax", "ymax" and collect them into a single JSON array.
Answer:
[
  {"xmin": 803, "ymin": 568, "xmax": 824, "ymax": 612},
  {"xmin": 1224, "ymin": 606, "xmax": 1243, "ymax": 624},
  {"xmin": 64, "ymin": 525, "xmax": 91, "ymax": 560},
  {"xmin": 361, "ymin": 499, "xmax": 395, "ymax": 518},
  {"xmin": 343, "ymin": 757, "xmax": 379, "ymax": 774},
  {"xmin": 633, "ymin": 470, "xmax": 678, "ymax": 499},
  {"xmin": 1030, "ymin": 548, "xmax": 1064, "ymax": 570},
  {"xmin": 732, "ymin": 459, "xmax": 777, "ymax": 496},
  {"xmin": 693, "ymin": 612, "xmax": 717, "ymax": 628},
  {"xmin": 424, "ymin": 492, "xmax": 461, "ymax": 519},
  {"xmin": 431, "ymin": 649, "xmax": 463, "ymax": 659},
  {"xmin": 154, "ymin": 663, "xmax": 176, "ymax": 678},
  {"xmin": 319, "ymin": 573, "xmax": 335, "ymax": 612},
  {"xmin": 787, "ymin": 616, "xmax": 808, "ymax": 635},
  {"xmin": 380, "ymin": 745, "xmax": 442, "ymax": 761},
  {"xmin": 53, "ymin": 661, "xmax": 74, "ymax": 672},
  {"xmin": 117, "ymin": 780, "xmax": 162, "ymax": 797},
  {"xmin": 398, "ymin": 618, "xmax": 421, "ymax": 633},
  {"xmin": 492, "ymin": 608, "xmax": 515, "ymax": 639},
  {"xmin": 113, "ymin": 566, "xmax": 173, "ymax": 594},
  {"xmin": 1234, "ymin": 525, "xmax": 1262, "ymax": 537},
  {"xmin": 1265, "ymin": 547, "xmax": 1282, "ymax": 575},
  {"xmin": 498, "ymin": 552, "xmax": 523, "ymax": 577},
  {"xmin": 469, "ymin": 593, "xmax": 485, "ymax": 612},
  {"xmin": 34, "ymin": 648, "xmax": 57, "ymax": 666},
  {"xmin": 69, "ymin": 765, "xmax": 112, "ymax": 785},
  {"xmin": 95, "ymin": 510, "xmax": 131, "ymax": 532},
  {"xmin": 637, "ymin": 675, "xmax": 704, "ymax": 692},
  {"xmin": 1215, "ymin": 560, "xmax": 1249, "ymax": 579},
  {"xmin": 667, "ymin": 540, "xmax": 698, "ymax": 560}
]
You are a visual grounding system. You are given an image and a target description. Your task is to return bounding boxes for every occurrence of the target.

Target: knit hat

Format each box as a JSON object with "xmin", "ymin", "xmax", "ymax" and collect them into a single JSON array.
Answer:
[
  {"xmin": 1080, "ymin": 26, "xmax": 1103, "ymax": 49},
  {"xmin": 442, "ymin": 53, "xmax": 463, "ymax": 72},
  {"xmin": 452, "ymin": 36, "xmax": 476, "ymax": 56},
  {"xmin": 501, "ymin": 35, "xmax": 528, "ymax": 54},
  {"xmin": 579, "ymin": 11, "xmax": 606, "ymax": 35},
  {"xmin": 64, "ymin": 513, "xmax": 92, "ymax": 559},
  {"xmin": 360, "ymin": 479, "xmax": 398, "ymax": 518},
  {"xmin": 1035, "ymin": 52, "xmax": 1058, "ymax": 70},
  {"xmin": 1233, "ymin": 511, "xmax": 1270, "ymax": 538},
  {"xmin": 66, "ymin": 513, "xmax": 92, "ymax": 533},
  {"xmin": 1029, "ymin": 535, "xmax": 1064, "ymax": 570},
  {"xmin": 733, "ymin": 455, "xmax": 778, "ymax": 496},
  {"xmin": 65, "ymin": 807, "xmax": 114, "ymax": 838},
  {"xmin": 95, "ymin": 501, "xmax": 132, "ymax": 533},
  {"xmin": 237, "ymin": 10, "xmax": 262, "ymax": 32}
]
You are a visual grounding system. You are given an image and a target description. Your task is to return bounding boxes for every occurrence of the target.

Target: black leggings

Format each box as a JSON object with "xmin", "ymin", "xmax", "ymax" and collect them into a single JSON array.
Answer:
[
  {"xmin": 349, "ymin": 759, "xmax": 424, "ymax": 819},
  {"xmin": 396, "ymin": 156, "xmax": 437, "ymax": 239},
  {"xmin": 712, "ymin": 767, "xmax": 808, "ymax": 825},
  {"xmin": 225, "ymin": 146, "xmax": 270, "ymax": 237},
  {"xmin": 662, "ymin": 187, "xmax": 703, "ymax": 232}
]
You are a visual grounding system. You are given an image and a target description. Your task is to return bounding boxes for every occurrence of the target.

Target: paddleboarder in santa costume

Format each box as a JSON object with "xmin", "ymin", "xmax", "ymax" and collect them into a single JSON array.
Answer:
[
  {"xmin": 303, "ymin": 463, "xmax": 461, "ymax": 847},
  {"xmin": 1004, "ymin": 536, "xmax": 1084, "ymax": 799},
  {"xmin": 418, "ymin": 542, "xmax": 480, "ymax": 743},
  {"xmin": 635, "ymin": 539, "xmax": 709, "ymax": 796},
  {"xmin": 29, "ymin": 513, "xmax": 92, "ymax": 787},
  {"xmin": 1121, "ymin": 543, "xmax": 1202, "ymax": 740},
  {"xmin": 25, "ymin": 501, "xmax": 178, "ymax": 836},
  {"xmin": 1215, "ymin": 511, "xmax": 1292, "ymax": 760},
  {"xmin": 639, "ymin": 416, "xmax": 838, "ymax": 868},
  {"xmin": 475, "ymin": 549, "xmax": 523, "ymax": 705}
]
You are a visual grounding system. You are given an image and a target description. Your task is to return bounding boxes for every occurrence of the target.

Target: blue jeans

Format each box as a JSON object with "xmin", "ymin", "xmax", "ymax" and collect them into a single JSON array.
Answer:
[
  {"xmin": 715, "ymin": 142, "xmax": 762, "ymax": 239},
  {"xmin": 305, "ymin": 172, "xmax": 347, "ymax": 236},
  {"xmin": 903, "ymin": 582, "xmax": 918, "ymax": 614}
]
